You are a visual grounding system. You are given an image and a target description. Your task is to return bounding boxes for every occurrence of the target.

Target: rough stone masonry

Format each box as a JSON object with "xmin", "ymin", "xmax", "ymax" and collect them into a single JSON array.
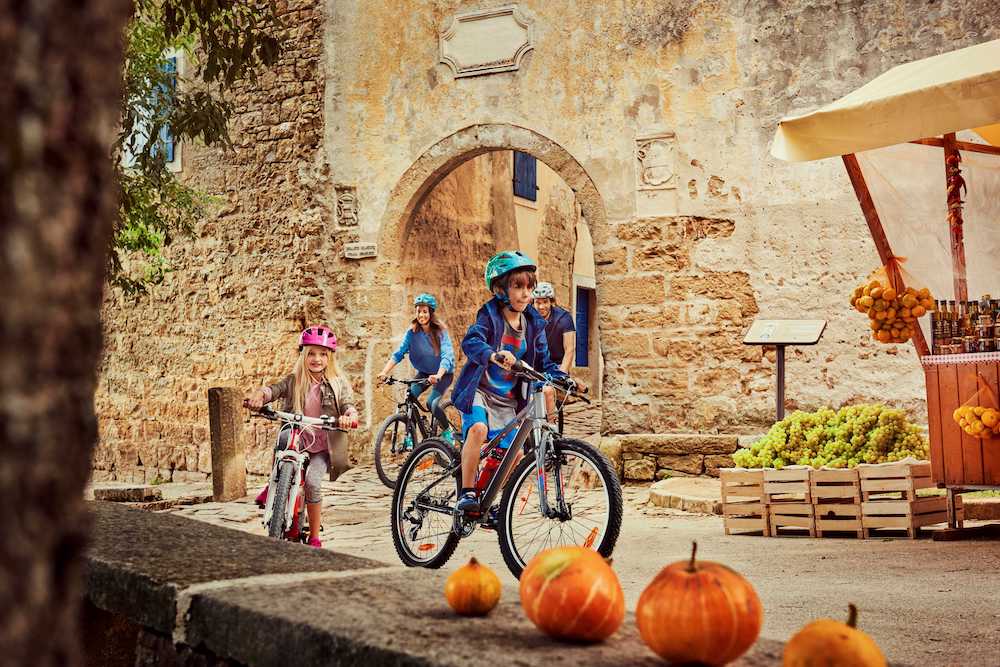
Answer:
[{"xmin": 95, "ymin": 0, "xmax": 1000, "ymax": 485}]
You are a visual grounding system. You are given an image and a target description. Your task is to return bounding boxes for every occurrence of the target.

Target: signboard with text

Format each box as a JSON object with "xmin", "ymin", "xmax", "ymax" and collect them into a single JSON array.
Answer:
[
  {"xmin": 343, "ymin": 242, "xmax": 377, "ymax": 260},
  {"xmin": 743, "ymin": 319, "xmax": 827, "ymax": 346}
]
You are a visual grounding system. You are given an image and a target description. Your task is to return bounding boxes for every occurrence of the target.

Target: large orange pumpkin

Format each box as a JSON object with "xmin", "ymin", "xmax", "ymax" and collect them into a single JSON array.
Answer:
[
  {"xmin": 519, "ymin": 546, "xmax": 624, "ymax": 642},
  {"xmin": 637, "ymin": 542, "xmax": 763, "ymax": 666},
  {"xmin": 783, "ymin": 604, "xmax": 887, "ymax": 667},
  {"xmin": 444, "ymin": 557, "xmax": 502, "ymax": 616}
]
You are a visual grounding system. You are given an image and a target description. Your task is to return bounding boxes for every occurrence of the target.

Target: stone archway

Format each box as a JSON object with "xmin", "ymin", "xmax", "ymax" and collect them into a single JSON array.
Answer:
[{"xmin": 368, "ymin": 123, "xmax": 609, "ymax": 438}]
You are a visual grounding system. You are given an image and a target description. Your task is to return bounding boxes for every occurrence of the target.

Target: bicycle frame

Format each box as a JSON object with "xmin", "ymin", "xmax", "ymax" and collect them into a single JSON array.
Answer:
[
  {"xmin": 262, "ymin": 425, "xmax": 310, "ymax": 535},
  {"xmin": 251, "ymin": 406, "xmax": 345, "ymax": 539},
  {"xmin": 413, "ymin": 366, "xmax": 580, "ymax": 526}
]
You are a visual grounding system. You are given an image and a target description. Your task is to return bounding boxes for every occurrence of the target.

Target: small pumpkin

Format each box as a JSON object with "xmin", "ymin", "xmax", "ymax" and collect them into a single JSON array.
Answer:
[
  {"xmin": 444, "ymin": 557, "xmax": 501, "ymax": 616},
  {"xmin": 783, "ymin": 604, "xmax": 887, "ymax": 667},
  {"xmin": 637, "ymin": 542, "xmax": 763, "ymax": 666},
  {"xmin": 519, "ymin": 546, "xmax": 624, "ymax": 642}
]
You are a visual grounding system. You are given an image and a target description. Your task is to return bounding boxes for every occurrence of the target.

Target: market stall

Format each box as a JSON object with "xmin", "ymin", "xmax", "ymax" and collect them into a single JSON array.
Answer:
[{"xmin": 772, "ymin": 38, "xmax": 1000, "ymax": 536}]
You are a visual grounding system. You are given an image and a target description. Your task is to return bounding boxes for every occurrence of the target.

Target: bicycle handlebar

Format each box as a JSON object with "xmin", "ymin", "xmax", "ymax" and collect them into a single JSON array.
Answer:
[
  {"xmin": 245, "ymin": 403, "xmax": 352, "ymax": 431},
  {"xmin": 380, "ymin": 377, "xmax": 431, "ymax": 388},
  {"xmin": 498, "ymin": 359, "xmax": 590, "ymax": 403}
]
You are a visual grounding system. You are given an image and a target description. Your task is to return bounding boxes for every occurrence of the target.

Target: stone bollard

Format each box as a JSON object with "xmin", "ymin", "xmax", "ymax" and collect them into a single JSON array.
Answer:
[{"xmin": 208, "ymin": 387, "xmax": 247, "ymax": 502}]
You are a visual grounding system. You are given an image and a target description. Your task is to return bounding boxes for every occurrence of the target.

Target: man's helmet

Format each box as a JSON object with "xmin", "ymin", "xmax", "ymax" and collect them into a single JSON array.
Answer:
[
  {"xmin": 532, "ymin": 282, "xmax": 555, "ymax": 299},
  {"xmin": 413, "ymin": 293, "xmax": 438, "ymax": 310},
  {"xmin": 299, "ymin": 325, "xmax": 337, "ymax": 352},
  {"xmin": 484, "ymin": 250, "xmax": 536, "ymax": 291}
]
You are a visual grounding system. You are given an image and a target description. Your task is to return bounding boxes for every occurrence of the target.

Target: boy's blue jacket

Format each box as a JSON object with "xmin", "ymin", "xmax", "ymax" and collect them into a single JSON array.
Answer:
[{"xmin": 451, "ymin": 296, "xmax": 568, "ymax": 414}]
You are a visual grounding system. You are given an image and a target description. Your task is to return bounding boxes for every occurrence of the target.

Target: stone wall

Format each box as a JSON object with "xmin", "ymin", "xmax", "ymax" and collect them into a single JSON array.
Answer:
[
  {"xmin": 95, "ymin": 0, "xmax": 1000, "ymax": 483},
  {"xmin": 94, "ymin": 0, "xmax": 337, "ymax": 482}
]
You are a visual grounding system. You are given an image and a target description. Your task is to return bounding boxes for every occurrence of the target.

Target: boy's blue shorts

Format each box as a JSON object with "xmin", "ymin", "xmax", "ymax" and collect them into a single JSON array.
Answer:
[{"xmin": 462, "ymin": 405, "xmax": 517, "ymax": 450}]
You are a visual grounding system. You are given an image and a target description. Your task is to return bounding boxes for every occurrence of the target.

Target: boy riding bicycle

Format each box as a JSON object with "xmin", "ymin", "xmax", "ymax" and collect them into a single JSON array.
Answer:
[{"xmin": 450, "ymin": 251, "xmax": 569, "ymax": 515}]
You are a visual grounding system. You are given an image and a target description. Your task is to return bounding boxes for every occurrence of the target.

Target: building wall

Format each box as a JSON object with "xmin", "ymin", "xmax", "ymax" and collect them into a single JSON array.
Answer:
[{"xmin": 95, "ymin": 0, "xmax": 1000, "ymax": 482}]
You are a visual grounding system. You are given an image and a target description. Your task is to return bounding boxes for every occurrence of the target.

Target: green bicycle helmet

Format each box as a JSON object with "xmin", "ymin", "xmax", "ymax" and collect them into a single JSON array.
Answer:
[
  {"xmin": 413, "ymin": 293, "xmax": 438, "ymax": 310},
  {"xmin": 484, "ymin": 250, "xmax": 536, "ymax": 291}
]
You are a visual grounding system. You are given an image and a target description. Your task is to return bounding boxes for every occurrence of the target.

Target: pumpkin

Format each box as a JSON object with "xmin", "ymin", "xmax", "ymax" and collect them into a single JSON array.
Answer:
[
  {"xmin": 519, "ymin": 546, "xmax": 624, "ymax": 642},
  {"xmin": 444, "ymin": 557, "xmax": 501, "ymax": 616},
  {"xmin": 636, "ymin": 542, "xmax": 763, "ymax": 666},
  {"xmin": 783, "ymin": 604, "xmax": 887, "ymax": 667}
]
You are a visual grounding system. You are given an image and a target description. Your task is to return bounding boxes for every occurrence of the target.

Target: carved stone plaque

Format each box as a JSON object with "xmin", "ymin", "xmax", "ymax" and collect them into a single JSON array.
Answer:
[
  {"xmin": 635, "ymin": 133, "xmax": 678, "ymax": 191},
  {"xmin": 343, "ymin": 242, "xmax": 377, "ymax": 260},
  {"xmin": 440, "ymin": 5, "xmax": 533, "ymax": 78},
  {"xmin": 335, "ymin": 185, "xmax": 358, "ymax": 227}
]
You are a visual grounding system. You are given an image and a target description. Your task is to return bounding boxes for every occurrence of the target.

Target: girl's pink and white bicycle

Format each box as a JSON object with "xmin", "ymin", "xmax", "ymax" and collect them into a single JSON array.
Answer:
[{"xmin": 246, "ymin": 404, "xmax": 348, "ymax": 542}]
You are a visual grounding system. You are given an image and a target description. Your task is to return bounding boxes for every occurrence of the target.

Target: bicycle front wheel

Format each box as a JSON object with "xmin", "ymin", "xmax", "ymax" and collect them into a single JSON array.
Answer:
[
  {"xmin": 391, "ymin": 438, "xmax": 461, "ymax": 569},
  {"xmin": 374, "ymin": 414, "xmax": 411, "ymax": 489},
  {"xmin": 497, "ymin": 437, "xmax": 622, "ymax": 578},
  {"xmin": 267, "ymin": 461, "xmax": 295, "ymax": 539}
]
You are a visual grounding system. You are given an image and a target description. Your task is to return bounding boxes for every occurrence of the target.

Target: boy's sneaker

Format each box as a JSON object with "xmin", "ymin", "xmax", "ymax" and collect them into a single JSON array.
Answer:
[
  {"xmin": 456, "ymin": 491, "xmax": 480, "ymax": 515},
  {"xmin": 307, "ymin": 536, "xmax": 323, "ymax": 548}
]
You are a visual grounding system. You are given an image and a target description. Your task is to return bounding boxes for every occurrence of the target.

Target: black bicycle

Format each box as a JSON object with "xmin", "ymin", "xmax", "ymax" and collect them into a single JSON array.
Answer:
[
  {"xmin": 390, "ymin": 361, "xmax": 622, "ymax": 578},
  {"xmin": 373, "ymin": 377, "xmax": 460, "ymax": 489}
]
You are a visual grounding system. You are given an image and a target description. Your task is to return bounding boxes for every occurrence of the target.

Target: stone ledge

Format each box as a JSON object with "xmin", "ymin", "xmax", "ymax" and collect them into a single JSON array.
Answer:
[
  {"xmin": 84, "ymin": 502, "xmax": 787, "ymax": 666},
  {"xmin": 615, "ymin": 433, "xmax": 739, "ymax": 456}
]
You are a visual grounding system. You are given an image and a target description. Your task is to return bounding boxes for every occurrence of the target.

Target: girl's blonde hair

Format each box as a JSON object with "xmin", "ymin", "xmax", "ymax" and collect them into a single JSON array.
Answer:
[{"xmin": 291, "ymin": 345, "xmax": 347, "ymax": 414}]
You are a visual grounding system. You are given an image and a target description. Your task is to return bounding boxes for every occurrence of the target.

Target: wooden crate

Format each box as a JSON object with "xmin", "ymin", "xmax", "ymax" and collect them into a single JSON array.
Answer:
[
  {"xmin": 810, "ymin": 468, "xmax": 863, "ymax": 537},
  {"xmin": 813, "ymin": 502, "xmax": 863, "ymax": 538},
  {"xmin": 720, "ymin": 469, "xmax": 768, "ymax": 536},
  {"xmin": 769, "ymin": 502, "xmax": 816, "ymax": 537},
  {"xmin": 763, "ymin": 468, "xmax": 812, "ymax": 503},
  {"xmin": 861, "ymin": 495, "xmax": 964, "ymax": 539},
  {"xmin": 858, "ymin": 461, "xmax": 934, "ymax": 501}
]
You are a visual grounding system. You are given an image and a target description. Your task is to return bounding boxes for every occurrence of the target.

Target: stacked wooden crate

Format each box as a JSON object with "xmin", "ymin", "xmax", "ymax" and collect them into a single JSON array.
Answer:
[
  {"xmin": 810, "ymin": 469, "xmax": 863, "ymax": 538},
  {"xmin": 764, "ymin": 468, "xmax": 815, "ymax": 536},
  {"xmin": 720, "ymin": 461, "xmax": 955, "ymax": 539},
  {"xmin": 859, "ymin": 461, "xmax": 962, "ymax": 538},
  {"xmin": 721, "ymin": 469, "xmax": 768, "ymax": 536}
]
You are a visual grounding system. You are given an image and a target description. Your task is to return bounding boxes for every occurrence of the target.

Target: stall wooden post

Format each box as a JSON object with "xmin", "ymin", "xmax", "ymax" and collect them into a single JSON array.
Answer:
[
  {"xmin": 942, "ymin": 133, "xmax": 969, "ymax": 302},
  {"xmin": 842, "ymin": 154, "xmax": 929, "ymax": 357}
]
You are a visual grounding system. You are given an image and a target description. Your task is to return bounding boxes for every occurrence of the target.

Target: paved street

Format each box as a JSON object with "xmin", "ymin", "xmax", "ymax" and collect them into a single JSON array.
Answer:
[{"xmin": 158, "ymin": 465, "xmax": 1000, "ymax": 667}]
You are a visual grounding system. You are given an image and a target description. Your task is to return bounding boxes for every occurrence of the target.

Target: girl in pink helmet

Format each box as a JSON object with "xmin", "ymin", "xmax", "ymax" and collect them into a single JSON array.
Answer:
[{"xmin": 245, "ymin": 325, "xmax": 358, "ymax": 547}]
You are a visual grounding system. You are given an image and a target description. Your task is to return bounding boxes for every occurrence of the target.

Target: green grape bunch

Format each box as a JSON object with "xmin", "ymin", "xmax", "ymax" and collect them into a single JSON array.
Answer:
[{"xmin": 732, "ymin": 404, "xmax": 930, "ymax": 469}]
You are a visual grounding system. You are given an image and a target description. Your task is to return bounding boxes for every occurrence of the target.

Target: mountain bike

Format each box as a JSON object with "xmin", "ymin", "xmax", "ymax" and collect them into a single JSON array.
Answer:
[
  {"xmin": 247, "ymin": 405, "xmax": 348, "ymax": 541},
  {"xmin": 373, "ymin": 377, "xmax": 460, "ymax": 489},
  {"xmin": 390, "ymin": 360, "xmax": 622, "ymax": 578}
]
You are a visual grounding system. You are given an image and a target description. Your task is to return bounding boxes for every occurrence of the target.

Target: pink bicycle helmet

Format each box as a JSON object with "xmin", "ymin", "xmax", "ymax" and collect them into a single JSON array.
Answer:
[{"xmin": 298, "ymin": 325, "xmax": 337, "ymax": 352}]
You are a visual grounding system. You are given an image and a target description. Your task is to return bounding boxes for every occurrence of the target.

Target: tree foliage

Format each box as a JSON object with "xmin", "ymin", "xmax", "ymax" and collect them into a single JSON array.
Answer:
[{"xmin": 112, "ymin": 1, "xmax": 284, "ymax": 294}]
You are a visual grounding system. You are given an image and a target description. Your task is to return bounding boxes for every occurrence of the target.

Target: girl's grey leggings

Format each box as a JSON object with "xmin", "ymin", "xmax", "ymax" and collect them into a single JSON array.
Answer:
[{"xmin": 276, "ymin": 427, "xmax": 350, "ymax": 504}]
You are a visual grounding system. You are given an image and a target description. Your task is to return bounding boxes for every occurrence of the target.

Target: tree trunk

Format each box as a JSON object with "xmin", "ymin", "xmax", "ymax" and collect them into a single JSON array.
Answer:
[{"xmin": 0, "ymin": 1, "xmax": 130, "ymax": 664}]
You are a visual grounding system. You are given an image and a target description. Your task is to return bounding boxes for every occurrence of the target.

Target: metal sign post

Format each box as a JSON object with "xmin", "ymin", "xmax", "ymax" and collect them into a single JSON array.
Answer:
[{"xmin": 743, "ymin": 319, "xmax": 827, "ymax": 421}]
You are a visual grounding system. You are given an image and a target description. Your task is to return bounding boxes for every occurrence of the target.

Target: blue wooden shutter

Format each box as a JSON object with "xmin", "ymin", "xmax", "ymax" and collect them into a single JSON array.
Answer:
[
  {"xmin": 158, "ymin": 56, "xmax": 177, "ymax": 162},
  {"xmin": 575, "ymin": 287, "xmax": 590, "ymax": 367},
  {"xmin": 513, "ymin": 151, "xmax": 537, "ymax": 201}
]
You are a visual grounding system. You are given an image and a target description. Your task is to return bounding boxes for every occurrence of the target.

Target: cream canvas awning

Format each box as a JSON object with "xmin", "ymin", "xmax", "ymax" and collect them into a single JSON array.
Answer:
[{"xmin": 772, "ymin": 38, "xmax": 1000, "ymax": 162}]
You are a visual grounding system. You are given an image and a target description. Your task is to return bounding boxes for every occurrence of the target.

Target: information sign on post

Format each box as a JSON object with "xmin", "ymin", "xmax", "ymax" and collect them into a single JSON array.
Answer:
[{"xmin": 743, "ymin": 319, "xmax": 827, "ymax": 421}]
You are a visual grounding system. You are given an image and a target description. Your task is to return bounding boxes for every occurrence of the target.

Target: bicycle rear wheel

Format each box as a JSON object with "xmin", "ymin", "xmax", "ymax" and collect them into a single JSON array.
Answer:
[
  {"xmin": 391, "ymin": 438, "xmax": 461, "ymax": 568},
  {"xmin": 374, "ymin": 414, "xmax": 411, "ymax": 489},
  {"xmin": 497, "ymin": 437, "xmax": 622, "ymax": 578},
  {"xmin": 267, "ymin": 461, "xmax": 296, "ymax": 539}
]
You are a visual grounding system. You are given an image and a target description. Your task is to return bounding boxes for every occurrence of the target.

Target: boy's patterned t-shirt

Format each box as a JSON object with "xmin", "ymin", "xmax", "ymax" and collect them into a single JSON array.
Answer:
[{"xmin": 478, "ymin": 313, "xmax": 527, "ymax": 400}]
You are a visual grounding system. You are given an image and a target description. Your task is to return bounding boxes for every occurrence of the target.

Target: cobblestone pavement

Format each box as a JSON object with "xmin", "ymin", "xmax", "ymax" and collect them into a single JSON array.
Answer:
[{"xmin": 159, "ymin": 460, "xmax": 1000, "ymax": 666}]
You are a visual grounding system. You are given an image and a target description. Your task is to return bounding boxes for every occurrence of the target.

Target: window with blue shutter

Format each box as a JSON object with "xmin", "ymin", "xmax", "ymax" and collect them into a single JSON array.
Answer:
[
  {"xmin": 158, "ymin": 56, "xmax": 177, "ymax": 162},
  {"xmin": 575, "ymin": 287, "xmax": 591, "ymax": 367},
  {"xmin": 513, "ymin": 151, "xmax": 537, "ymax": 201}
]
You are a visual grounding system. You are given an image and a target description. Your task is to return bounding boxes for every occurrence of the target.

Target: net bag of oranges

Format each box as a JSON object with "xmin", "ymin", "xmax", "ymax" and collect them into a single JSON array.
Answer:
[
  {"xmin": 953, "ymin": 374, "xmax": 1000, "ymax": 439},
  {"xmin": 849, "ymin": 256, "xmax": 934, "ymax": 344}
]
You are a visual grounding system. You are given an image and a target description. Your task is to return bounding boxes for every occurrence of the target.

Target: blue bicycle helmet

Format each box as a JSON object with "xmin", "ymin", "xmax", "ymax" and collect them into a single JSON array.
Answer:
[
  {"xmin": 413, "ymin": 293, "xmax": 438, "ymax": 310},
  {"xmin": 484, "ymin": 250, "xmax": 536, "ymax": 292}
]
